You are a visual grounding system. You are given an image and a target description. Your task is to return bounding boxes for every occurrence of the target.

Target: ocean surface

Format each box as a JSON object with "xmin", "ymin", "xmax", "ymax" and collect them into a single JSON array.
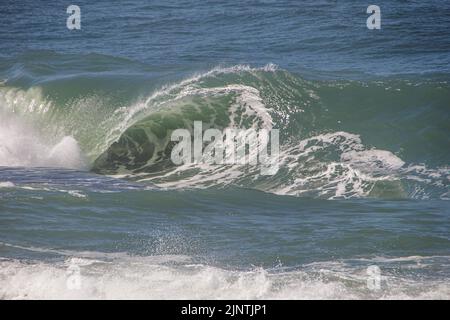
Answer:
[{"xmin": 0, "ymin": 0, "xmax": 449, "ymax": 299}]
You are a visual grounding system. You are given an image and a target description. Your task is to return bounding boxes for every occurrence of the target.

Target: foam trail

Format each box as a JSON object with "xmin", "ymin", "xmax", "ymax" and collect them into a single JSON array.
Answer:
[{"xmin": 0, "ymin": 181, "xmax": 15, "ymax": 188}]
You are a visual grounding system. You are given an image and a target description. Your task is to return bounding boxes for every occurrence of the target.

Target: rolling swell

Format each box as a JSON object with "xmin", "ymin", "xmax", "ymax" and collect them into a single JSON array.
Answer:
[{"xmin": 1, "ymin": 62, "xmax": 449, "ymax": 199}]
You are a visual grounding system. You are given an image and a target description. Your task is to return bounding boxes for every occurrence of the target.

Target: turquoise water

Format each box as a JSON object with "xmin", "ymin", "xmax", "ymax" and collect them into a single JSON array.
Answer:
[{"xmin": 0, "ymin": 0, "xmax": 449, "ymax": 299}]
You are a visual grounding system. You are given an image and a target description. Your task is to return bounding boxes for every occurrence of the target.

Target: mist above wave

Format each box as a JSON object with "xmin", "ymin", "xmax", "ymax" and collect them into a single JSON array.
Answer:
[{"xmin": 0, "ymin": 111, "xmax": 86, "ymax": 169}]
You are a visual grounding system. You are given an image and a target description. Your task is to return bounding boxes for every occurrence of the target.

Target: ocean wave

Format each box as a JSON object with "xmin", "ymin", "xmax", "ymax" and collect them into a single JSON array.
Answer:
[{"xmin": 0, "ymin": 64, "xmax": 448, "ymax": 200}]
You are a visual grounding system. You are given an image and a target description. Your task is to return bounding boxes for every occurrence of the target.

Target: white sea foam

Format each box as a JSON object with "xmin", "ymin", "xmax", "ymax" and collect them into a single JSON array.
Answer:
[
  {"xmin": 142, "ymin": 130, "xmax": 406, "ymax": 199},
  {"xmin": 341, "ymin": 149, "xmax": 405, "ymax": 171},
  {"xmin": 0, "ymin": 255, "xmax": 448, "ymax": 300}
]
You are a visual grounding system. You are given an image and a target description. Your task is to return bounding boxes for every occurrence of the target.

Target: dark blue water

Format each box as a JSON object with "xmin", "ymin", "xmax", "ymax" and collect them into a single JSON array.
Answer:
[
  {"xmin": 0, "ymin": 0, "xmax": 449, "ymax": 299},
  {"xmin": 2, "ymin": 0, "xmax": 450, "ymax": 76}
]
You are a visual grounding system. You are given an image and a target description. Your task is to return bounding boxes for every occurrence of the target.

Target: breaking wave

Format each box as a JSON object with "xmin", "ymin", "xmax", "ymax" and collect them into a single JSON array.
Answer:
[{"xmin": 0, "ymin": 63, "xmax": 449, "ymax": 199}]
